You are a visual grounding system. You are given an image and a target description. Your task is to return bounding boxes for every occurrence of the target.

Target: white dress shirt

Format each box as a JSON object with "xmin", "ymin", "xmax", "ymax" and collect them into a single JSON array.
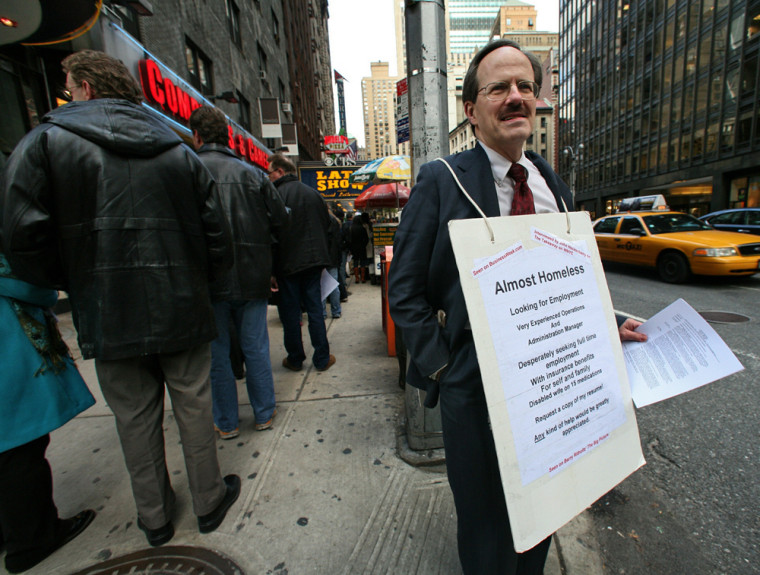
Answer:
[{"xmin": 478, "ymin": 141, "xmax": 559, "ymax": 216}]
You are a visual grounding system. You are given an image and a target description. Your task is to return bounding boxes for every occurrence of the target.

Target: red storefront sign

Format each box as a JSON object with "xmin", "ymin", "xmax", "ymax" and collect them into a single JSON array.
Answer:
[
  {"xmin": 138, "ymin": 58, "xmax": 269, "ymax": 170},
  {"xmin": 324, "ymin": 134, "xmax": 350, "ymax": 154}
]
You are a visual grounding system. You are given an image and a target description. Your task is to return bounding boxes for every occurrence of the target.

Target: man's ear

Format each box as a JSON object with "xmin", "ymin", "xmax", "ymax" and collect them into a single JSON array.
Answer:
[
  {"xmin": 81, "ymin": 80, "xmax": 94, "ymax": 101},
  {"xmin": 463, "ymin": 101, "xmax": 477, "ymax": 128},
  {"xmin": 192, "ymin": 131, "xmax": 203, "ymax": 150}
]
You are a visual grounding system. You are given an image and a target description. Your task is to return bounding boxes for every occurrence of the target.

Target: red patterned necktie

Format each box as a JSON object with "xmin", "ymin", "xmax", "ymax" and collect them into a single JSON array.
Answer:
[{"xmin": 508, "ymin": 163, "xmax": 536, "ymax": 215}]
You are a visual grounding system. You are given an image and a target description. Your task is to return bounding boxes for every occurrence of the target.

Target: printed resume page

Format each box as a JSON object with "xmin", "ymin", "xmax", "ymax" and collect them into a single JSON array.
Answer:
[{"xmin": 623, "ymin": 298, "xmax": 744, "ymax": 408}]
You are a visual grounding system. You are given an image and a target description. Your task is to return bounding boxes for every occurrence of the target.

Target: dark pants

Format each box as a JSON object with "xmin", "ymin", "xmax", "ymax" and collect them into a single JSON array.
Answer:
[
  {"xmin": 439, "ymin": 377, "xmax": 551, "ymax": 574},
  {"xmin": 0, "ymin": 435, "xmax": 59, "ymax": 571},
  {"xmin": 277, "ymin": 267, "xmax": 330, "ymax": 369}
]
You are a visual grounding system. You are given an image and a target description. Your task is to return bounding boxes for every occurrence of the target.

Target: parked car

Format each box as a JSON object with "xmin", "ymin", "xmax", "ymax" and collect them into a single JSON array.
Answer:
[
  {"xmin": 592, "ymin": 211, "xmax": 760, "ymax": 283},
  {"xmin": 699, "ymin": 208, "xmax": 760, "ymax": 235}
]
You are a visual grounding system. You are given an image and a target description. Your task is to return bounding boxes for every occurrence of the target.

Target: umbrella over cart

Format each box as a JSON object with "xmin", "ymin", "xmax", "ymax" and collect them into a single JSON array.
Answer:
[
  {"xmin": 353, "ymin": 182, "xmax": 411, "ymax": 210},
  {"xmin": 348, "ymin": 155, "xmax": 411, "ymax": 184},
  {"xmin": 349, "ymin": 155, "xmax": 411, "ymax": 210}
]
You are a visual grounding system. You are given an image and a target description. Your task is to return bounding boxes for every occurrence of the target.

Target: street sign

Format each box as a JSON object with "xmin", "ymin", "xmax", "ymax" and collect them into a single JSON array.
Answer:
[{"xmin": 396, "ymin": 77, "xmax": 409, "ymax": 145}]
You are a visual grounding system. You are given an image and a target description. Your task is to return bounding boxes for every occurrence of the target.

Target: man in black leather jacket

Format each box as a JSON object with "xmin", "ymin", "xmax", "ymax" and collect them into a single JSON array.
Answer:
[
  {"xmin": 0, "ymin": 50, "xmax": 240, "ymax": 547},
  {"xmin": 190, "ymin": 106, "xmax": 289, "ymax": 438},
  {"xmin": 267, "ymin": 153, "xmax": 336, "ymax": 372}
]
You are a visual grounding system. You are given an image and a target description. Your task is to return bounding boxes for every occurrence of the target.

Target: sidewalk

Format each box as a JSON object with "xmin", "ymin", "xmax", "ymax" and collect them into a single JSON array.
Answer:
[{"xmin": 2, "ymin": 279, "xmax": 604, "ymax": 575}]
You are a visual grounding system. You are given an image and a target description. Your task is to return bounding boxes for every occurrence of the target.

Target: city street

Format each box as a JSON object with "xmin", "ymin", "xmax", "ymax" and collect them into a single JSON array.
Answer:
[{"xmin": 593, "ymin": 266, "xmax": 760, "ymax": 575}]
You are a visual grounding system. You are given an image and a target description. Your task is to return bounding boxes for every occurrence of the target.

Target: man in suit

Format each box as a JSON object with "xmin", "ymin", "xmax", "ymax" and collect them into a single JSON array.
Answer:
[{"xmin": 388, "ymin": 40, "xmax": 646, "ymax": 574}]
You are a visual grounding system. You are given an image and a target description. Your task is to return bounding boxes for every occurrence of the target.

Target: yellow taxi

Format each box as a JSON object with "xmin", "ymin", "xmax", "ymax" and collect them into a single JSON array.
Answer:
[{"xmin": 592, "ymin": 209, "xmax": 760, "ymax": 283}]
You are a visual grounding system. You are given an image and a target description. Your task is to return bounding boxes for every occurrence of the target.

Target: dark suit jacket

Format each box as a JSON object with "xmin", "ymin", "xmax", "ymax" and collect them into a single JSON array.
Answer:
[{"xmin": 388, "ymin": 144, "xmax": 572, "ymax": 404}]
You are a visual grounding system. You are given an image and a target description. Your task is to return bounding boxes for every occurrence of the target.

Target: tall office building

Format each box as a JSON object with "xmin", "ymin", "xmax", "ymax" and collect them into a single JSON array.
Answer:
[
  {"xmin": 560, "ymin": 0, "xmax": 760, "ymax": 216},
  {"xmin": 449, "ymin": 0, "xmax": 534, "ymax": 53},
  {"xmin": 361, "ymin": 62, "xmax": 408, "ymax": 159}
]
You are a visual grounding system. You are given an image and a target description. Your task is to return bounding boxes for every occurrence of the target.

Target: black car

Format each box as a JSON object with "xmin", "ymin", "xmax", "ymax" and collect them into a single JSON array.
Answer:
[{"xmin": 700, "ymin": 208, "xmax": 760, "ymax": 235}]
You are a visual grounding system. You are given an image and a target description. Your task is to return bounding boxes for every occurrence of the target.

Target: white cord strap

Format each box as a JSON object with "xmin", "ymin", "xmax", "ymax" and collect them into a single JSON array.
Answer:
[{"xmin": 435, "ymin": 157, "xmax": 495, "ymax": 243}]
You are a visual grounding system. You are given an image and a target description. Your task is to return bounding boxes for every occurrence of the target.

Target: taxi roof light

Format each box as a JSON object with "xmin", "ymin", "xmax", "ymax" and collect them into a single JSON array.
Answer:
[{"xmin": 617, "ymin": 194, "xmax": 669, "ymax": 213}]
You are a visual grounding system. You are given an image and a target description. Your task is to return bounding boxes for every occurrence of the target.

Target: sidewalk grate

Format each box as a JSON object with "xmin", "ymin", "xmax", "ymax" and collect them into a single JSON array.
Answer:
[
  {"xmin": 69, "ymin": 545, "xmax": 244, "ymax": 575},
  {"xmin": 698, "ymin": 311, "xmax": 751, "ymax": 324}
]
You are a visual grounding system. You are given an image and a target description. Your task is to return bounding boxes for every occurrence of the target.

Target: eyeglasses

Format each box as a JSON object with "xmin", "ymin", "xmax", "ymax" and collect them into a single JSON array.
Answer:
[
  {"xmin": 478, "ymin": 80, "xmax": 539, "ymax": 102},
  {"xmin": 62, "ymin": 82, "xmax": 82, "ymax": 102}
]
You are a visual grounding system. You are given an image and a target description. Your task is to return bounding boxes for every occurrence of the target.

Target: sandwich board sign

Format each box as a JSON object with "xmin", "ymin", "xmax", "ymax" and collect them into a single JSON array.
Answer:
[{"xmin": 449, "ymin": 211, "xmax": 645, "ymax": 551}]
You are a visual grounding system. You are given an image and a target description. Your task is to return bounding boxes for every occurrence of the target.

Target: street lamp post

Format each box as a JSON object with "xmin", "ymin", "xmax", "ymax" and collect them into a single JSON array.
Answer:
[{"xmin": 562, "ymin": 143, "xmax": 583, "ymax": 206}]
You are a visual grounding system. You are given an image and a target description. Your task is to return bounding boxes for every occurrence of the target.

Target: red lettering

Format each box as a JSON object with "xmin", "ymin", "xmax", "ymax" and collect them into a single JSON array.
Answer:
[
  {"xmin": 176, "ymin": 89, "xmax": 192, "ymax": 120},
  {"xmin": 246, "ymin": 138, "xmax": 255, "ymax": 162},
  {"xmin": 138, "ymin": 59, "xmax": 165, "ymax": 106},
  {"xmin": 235, "ymin": 134, "xmax": 246, "ymax": 156},
  {"xmin": 163, "ymin": 77, "xmax": 179, "ymax": 115},
  {"xmin": 227, "ymin": 125, "xmax": 236, "ymax": 150}
]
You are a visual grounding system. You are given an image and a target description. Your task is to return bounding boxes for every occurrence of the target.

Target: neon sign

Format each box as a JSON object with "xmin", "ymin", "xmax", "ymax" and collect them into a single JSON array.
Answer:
[{"xmin": 138, "ymin": 58, "xmax": 269, "ymax": 170}]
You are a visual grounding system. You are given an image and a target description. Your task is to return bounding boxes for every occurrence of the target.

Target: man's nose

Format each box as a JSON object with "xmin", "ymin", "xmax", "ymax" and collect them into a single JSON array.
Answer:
[{"xmin": 504, "ymin": 82, "xmax": 523, "ymax": 105}]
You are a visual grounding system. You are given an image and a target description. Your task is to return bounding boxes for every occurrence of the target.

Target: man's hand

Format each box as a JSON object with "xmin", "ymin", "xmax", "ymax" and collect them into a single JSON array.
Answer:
[
  {"xmin": 270, "ymin": 276, "xmax": 279, "ymax": 292},
  {"xmin": 619, "ymin": 318, "xmax": 647, "ymax": 342}
]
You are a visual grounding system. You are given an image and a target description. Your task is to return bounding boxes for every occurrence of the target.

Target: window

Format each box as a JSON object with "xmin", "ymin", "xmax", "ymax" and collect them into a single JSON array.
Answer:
[
  {"xmin": 594, "ymin": 217, "xmax": 620, "ymax": 233},
  {"xmin": 620, "ymin": 217, "xmax": 645, "ymax": 235},
  {"xmin": 226, "ymin": 0, "xmax": 241, "ymax": 48},
  {"xmin": 272, "ymin": 9, "xmax": 280, "ymax": 44},
  {"xmin": 257, "ymin": 43, "xmax": 268, "ymax": 80},
  {"xmin": 237, "ymin": 91, "xmax": 251, "ymax": 131},
  {"xmin": 185, "ymin": 39, "xmax": 213, "ymax": 95}
]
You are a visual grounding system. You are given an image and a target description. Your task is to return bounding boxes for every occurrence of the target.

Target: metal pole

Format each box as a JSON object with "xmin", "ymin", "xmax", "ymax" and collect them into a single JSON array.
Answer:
[
  {"xmin": 405, "ymin": 0, "xmax": 449, "ymax": 185},
  {"xmin": 398, "ymin": 0, "xmax": 448, "ymax": 456}
]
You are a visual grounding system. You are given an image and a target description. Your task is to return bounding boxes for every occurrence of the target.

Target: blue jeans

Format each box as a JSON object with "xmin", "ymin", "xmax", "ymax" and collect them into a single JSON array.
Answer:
[
  {"xmin": 277, "ymin": 268, "xmax": 330, "ymax": 369},
  {"xmin": 322, "ymin": 267, "xmax": 342, "ymax": 318},
  {"xmin": 210, "ymin": 299, "xmax": 276, "ymax": 432},
  {"xmin": 338, "ymin": 251, "xmax": 349, "ymax": 299}
]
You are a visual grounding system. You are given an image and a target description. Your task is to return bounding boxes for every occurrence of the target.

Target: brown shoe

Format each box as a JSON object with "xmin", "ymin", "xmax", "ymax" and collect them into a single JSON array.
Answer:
[
  {"xmin": 316, "ymin": 354, "xmax": 336, "ymax": 372},
  {"xmin": 282, "ymin": 357, "xmax": 302, "ymax": 371}
]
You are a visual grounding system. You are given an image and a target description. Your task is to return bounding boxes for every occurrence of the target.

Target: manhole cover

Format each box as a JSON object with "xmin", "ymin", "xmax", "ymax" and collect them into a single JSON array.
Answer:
[
  {"xmin": 70, "ymin": 545, "xmax": 244, "ymax": 575},
  {"xmin": 698, "ymin": 311, "xmax": 751, "ymax": 324}
]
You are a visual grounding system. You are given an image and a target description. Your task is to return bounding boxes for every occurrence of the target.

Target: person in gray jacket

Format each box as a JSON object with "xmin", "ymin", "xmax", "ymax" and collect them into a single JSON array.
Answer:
[
  {"xmin": 0, "ymin": 50, "xmax": 239, "ymax": 548},
  {"xmin": 190, "ymin": 106, "xmax": 289, "ymax": 438}
]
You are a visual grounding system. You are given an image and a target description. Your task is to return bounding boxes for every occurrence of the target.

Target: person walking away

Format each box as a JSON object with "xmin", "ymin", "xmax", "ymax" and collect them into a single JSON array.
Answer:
[
  {"xmin": 0, "ymin": 254, "xmax": 96, "ymax": 573},
  {"xmin": 333, "ymin": 208, "xmax": 350, "ymax": 301},
  {"xmin": 0, "ymin": 50, "xmax": 241, "ymax": 548},
  {"xmin": 360, "ymin": 212, "xmax": 374, "ymax": 283},
  {"xmin": 190, "ymin": 106, "xmax": 289, "ymax": 438},
  {"xmin": 267, "ymin": 153, "xmax": 336, "ymax": 372},
  {"xmin": 349, "ymin": 213, "xmax": 369, "ymax": 283},
  {"xmin": 323, "ymin": 207, "xmax": 343, "ymax": 319}
]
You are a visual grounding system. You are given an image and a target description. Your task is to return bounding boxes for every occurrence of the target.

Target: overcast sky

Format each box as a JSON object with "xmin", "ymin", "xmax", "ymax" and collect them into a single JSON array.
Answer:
[{"xmin": 327, "ymin": 0, "xmax": 560, "ymax": 147}]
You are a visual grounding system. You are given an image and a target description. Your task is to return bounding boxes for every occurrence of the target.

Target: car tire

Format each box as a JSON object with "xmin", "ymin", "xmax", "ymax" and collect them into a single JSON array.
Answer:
[{"xmin": 657, "ymin": 252, "xmax": 690, "ymax": 283}]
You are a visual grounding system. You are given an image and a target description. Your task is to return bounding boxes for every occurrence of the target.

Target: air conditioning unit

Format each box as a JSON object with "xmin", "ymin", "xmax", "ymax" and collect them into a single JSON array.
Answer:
[
  {"xmin": 259, "ymin": 71, "xmax": 267, "ymax": 81},
  {"xmin": 281, "ymin": 102, "xmax": 292, "ymax": 113}
]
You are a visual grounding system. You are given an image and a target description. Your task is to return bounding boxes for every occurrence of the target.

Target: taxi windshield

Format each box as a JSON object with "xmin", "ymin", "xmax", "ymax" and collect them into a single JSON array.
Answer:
[{"xmin": 642, "ymin": 213, "xmax": 713, "ymax": 234}]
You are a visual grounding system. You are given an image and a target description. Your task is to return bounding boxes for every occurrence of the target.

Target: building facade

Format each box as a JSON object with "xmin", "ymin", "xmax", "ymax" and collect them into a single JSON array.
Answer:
[
  {"xmin": 1, "ymin": 0, "xmax": 335, "ymax": 166},
  {"xmin": 361, "ymin": 61, "xmax": 408, "ymax": 159},
  {"xmin": 140, "ymin": 0, "xmax": 290, "ymax": 147},
  {"xmin": 559, "ymin": 0, "xmax": 760, "ymax": 217},
  {"xmin": 448, "ymin": 0, "xmax": 535, "ymax": 54}
]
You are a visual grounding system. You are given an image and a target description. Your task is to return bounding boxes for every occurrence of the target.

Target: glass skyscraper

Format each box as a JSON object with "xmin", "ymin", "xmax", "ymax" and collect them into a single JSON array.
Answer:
[
  {"xmin": 559, "ymin": 0, "xmax": 760, "ymax": 216},
  {"xmin": 448, "ymin": 0, "xmax": 516, "ymax": 53}
]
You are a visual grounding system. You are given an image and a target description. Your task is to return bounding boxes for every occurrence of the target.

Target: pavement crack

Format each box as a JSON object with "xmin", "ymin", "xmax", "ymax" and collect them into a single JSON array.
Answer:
[{"xmin": 647, "ymin": 437, "xmax": 681, "ymax": 468}]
